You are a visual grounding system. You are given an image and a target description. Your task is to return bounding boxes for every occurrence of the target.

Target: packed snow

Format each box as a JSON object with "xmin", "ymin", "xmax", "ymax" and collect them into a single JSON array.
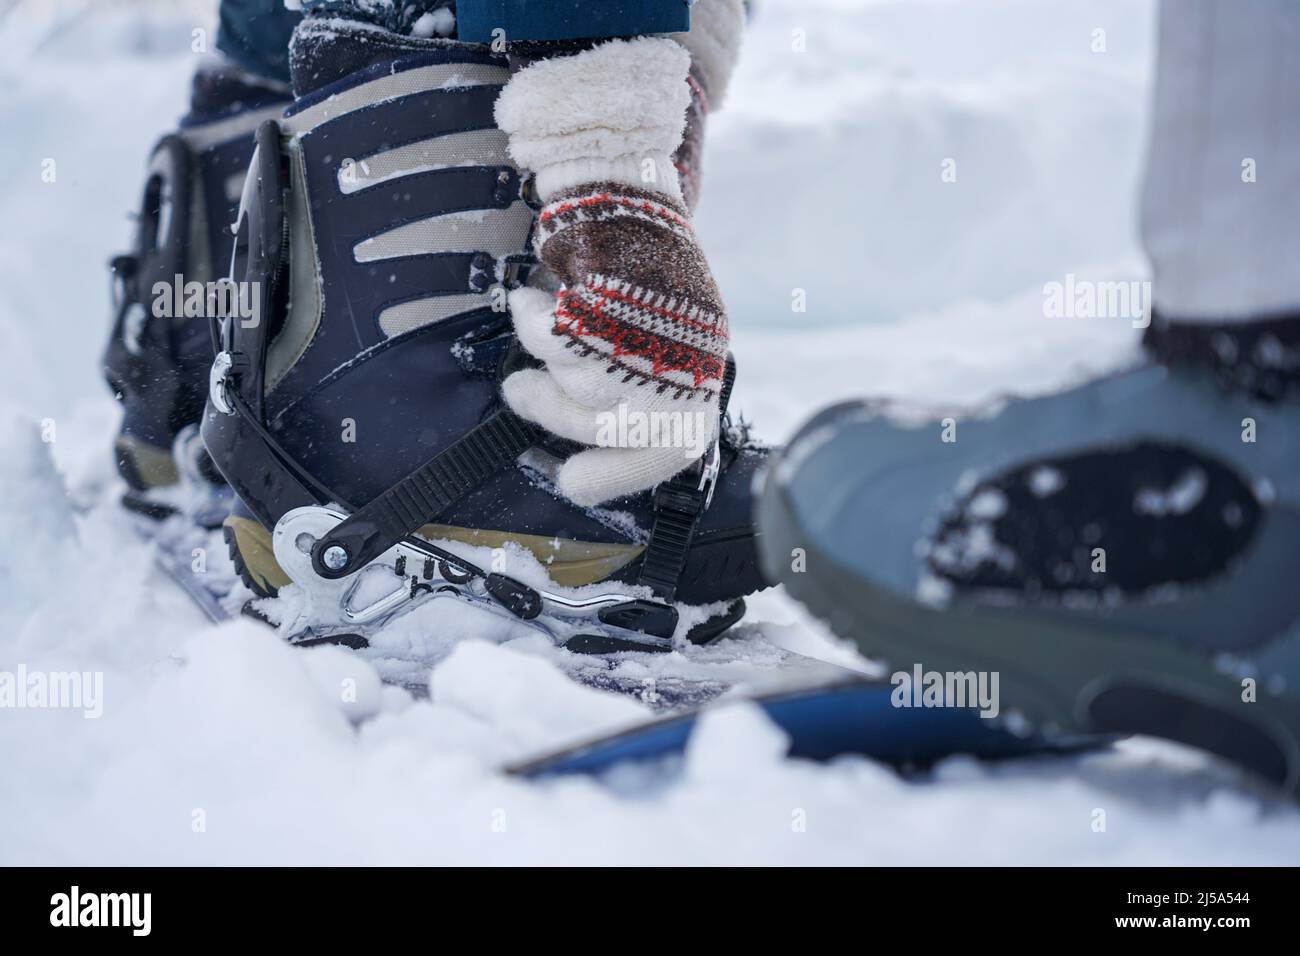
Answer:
[{"xmin": 2, "ymin": 0, "xmax": 1298, "ymax": 865}]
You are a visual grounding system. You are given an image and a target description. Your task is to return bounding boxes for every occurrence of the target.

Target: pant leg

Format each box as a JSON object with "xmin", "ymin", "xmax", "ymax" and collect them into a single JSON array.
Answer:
[
  {"xmin": 216, "ymin": 0, "xmax": 302, "ymax": 86},
  {"xmin": 453, "ymin": 0, "xmax": 689, "ymax": 44},
  {"xmin": 1140, "ymin": 0, "xmax": 1300, "ymax": 322},
  {"xmin": 295, "ymin": 0, "xmax": 688, "ymax": 43}
]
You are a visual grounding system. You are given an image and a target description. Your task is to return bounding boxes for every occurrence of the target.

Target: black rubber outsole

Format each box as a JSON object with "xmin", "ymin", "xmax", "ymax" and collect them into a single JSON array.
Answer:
[
  {"xmin": 223, "ymin": 523, "xmax": 278, "ymax": 599},
  {"xmin": 120, "ymin": 491, "xmax": 180, "ymax": 522}
]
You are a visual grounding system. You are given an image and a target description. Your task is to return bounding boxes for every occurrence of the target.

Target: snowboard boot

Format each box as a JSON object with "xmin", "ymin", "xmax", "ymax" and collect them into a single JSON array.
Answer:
[
  {"xmin": 103, "ymin": 66, "xmax": 290, "ymax": 525},
  {"xmin": 758, "ymin": 313, "xmax": 1300, "ymax": 795},
  {"xmin": 202, "ymin": 19, "xmax": 768, "ymax": 653}
]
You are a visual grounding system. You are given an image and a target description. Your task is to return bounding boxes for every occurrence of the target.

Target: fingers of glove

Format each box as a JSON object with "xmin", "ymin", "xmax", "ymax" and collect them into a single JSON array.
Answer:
[
  {"xmin": 507, "ymin": 287, "xmax": 580, "ymax": 368},
  {"xmin": 502, "ymin": 368, "xmax": 611, "ymax": 446},
  {"xmin": 508, "ymin": 287, "xmax": 632, "ymax": 408},
  {"xmin": 538, "ymin": 351, "xmax": 637, "ymax": 409},
  {"xmin": 504, "ymin": 367, "xmax": 721, "ymax": 454},
  {"xmin": 556, "ymin": 444, "xmax": 707, "ymax": 508}
]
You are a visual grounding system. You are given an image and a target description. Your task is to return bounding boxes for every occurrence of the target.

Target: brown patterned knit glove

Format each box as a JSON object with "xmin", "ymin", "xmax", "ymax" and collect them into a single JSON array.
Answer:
[{"xmin": 495, "ymin": 35, "xmax": 731, "ymax": 506}]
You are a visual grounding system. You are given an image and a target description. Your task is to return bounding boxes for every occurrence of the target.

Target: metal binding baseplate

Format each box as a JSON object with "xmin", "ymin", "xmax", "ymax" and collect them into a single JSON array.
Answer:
[
  {"xmin": 269, "ymin": 505, "xmax": 679, "ymax": 651},
  {"xmin": 697, "ymin": 437, "xmax": 721, "ymax": 510},
  {"xmin": 208, "ymin": 350, "xmax": 240, "ymax": 415}
]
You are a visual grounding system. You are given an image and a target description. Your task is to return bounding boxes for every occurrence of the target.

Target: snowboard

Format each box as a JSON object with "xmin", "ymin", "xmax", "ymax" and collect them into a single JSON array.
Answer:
[{"xmin": 512, "ymin": 679, "xmax": 1110, "ymax": 779}]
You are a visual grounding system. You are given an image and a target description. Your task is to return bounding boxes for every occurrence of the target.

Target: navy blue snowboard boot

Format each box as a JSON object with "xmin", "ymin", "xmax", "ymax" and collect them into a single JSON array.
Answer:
[
  {"xmin": 758, "ymin": 314, "xmax": 1300, "ymax": 795},
  {"xmin": 202, "ymin": 18, "xmax": 768, "ymax": 653},
  {"xmin": 103, "ymin": 65, "xmax": 289, "ymax": 523}
]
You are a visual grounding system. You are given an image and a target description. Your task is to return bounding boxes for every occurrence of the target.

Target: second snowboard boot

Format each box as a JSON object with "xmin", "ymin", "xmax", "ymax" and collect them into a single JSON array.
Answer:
[{"xmin": 104, "ymin": 66, "xmax": 289, "ymax": 522}]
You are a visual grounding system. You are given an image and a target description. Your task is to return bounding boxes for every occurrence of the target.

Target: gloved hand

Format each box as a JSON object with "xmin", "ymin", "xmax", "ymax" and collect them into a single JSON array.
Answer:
[{"xmin": 495, "ymin": 35, "xmax": 732, "ymax": 507}]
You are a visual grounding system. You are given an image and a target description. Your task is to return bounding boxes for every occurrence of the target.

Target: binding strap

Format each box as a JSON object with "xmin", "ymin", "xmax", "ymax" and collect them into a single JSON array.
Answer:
[
  {"xmin": 311, "ymin": 408, "xmax": 538, "ymax": 578},
  {"xmin": 636, "ymin": 353, "xmax": 737, "ymax": 602},
  {"xmin": 640, "ymin": 476, "xmax": 709, "ymax": 602}
]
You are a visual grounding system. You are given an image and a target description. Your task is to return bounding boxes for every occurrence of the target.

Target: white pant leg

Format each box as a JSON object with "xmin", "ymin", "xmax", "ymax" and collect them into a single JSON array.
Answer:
[{"xmin": 1140, "ymin": 0, "xmax": 1300, "ymax": 323}]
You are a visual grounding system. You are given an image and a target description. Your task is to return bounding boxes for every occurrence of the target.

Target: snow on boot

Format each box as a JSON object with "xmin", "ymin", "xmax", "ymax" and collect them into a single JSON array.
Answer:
[
  {"xmin": 103, "ymin": 65, "xmax": 289, "ymax": 524},
  {"xmin": 202, "ymin": 17, "xmax": 767, "ymax": 654},
  {"xmin": 757, "ymin": 316, "xmax": 1300, "ymax": 795}
]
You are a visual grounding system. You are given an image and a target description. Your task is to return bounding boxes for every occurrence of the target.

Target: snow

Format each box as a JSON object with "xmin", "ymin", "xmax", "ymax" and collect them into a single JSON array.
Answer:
[
  {"xmin": 1133, "ymin": 467, "xmax": 1209, "ymax": 518},
  {"xmin": 411, "ymin": 9, "xmax": 455, "ymax": 40},
  {"xmin": 2, "ymin": 0, "xmax": 1299, "ymax": 865},
  {"xmin": 1030, "ymin": 465, "xmax": 1067, "ymax": 498},
  {"xmin": 966, "ymin": 488, "xmax": 1008, "ymax": 521}
]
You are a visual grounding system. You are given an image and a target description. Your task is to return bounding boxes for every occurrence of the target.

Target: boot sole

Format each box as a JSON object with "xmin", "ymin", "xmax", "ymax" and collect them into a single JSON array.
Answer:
[
  {"xmin": 114, "ymin": 435, "xmax": 179, "ymax": 491},
  {"xmin": 224, "ymin": 517, "xmax": 289, "ymax": 598},
  {"xmin": 758, "ymin": 471, "xmax": 1300, "ymax": 795}
]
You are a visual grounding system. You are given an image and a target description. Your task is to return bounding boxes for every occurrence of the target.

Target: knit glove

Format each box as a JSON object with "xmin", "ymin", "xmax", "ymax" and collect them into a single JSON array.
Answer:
[{"xmin": 495, "ymin": 36, "xmax": 730, "ymax": 507}]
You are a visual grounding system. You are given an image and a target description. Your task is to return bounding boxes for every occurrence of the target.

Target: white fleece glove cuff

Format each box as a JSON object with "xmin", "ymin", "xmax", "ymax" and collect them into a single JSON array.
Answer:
[{"xmin": 494, "ymin": 37, "xmax": 692, "ymax": 204}]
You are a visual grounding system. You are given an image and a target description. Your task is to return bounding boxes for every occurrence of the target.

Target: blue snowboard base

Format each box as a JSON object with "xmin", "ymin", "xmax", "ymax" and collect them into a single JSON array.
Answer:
[{"xmin": 512, "ymin": 678, "xmax": 1112, "ymax": 779}]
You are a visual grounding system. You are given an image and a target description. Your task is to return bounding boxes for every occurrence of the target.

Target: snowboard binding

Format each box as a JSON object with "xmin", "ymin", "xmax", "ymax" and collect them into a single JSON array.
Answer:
[
  {"xmin": 103, "ymin": 83, "xmax": 288, "ymax": 521},
  {"xmin": 202, "ymin": 38, "xmax": 768, "ymax": 655},
  {"xmin": 265, "ymin": 498, "xmax": 743, "ymax": 653}
]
